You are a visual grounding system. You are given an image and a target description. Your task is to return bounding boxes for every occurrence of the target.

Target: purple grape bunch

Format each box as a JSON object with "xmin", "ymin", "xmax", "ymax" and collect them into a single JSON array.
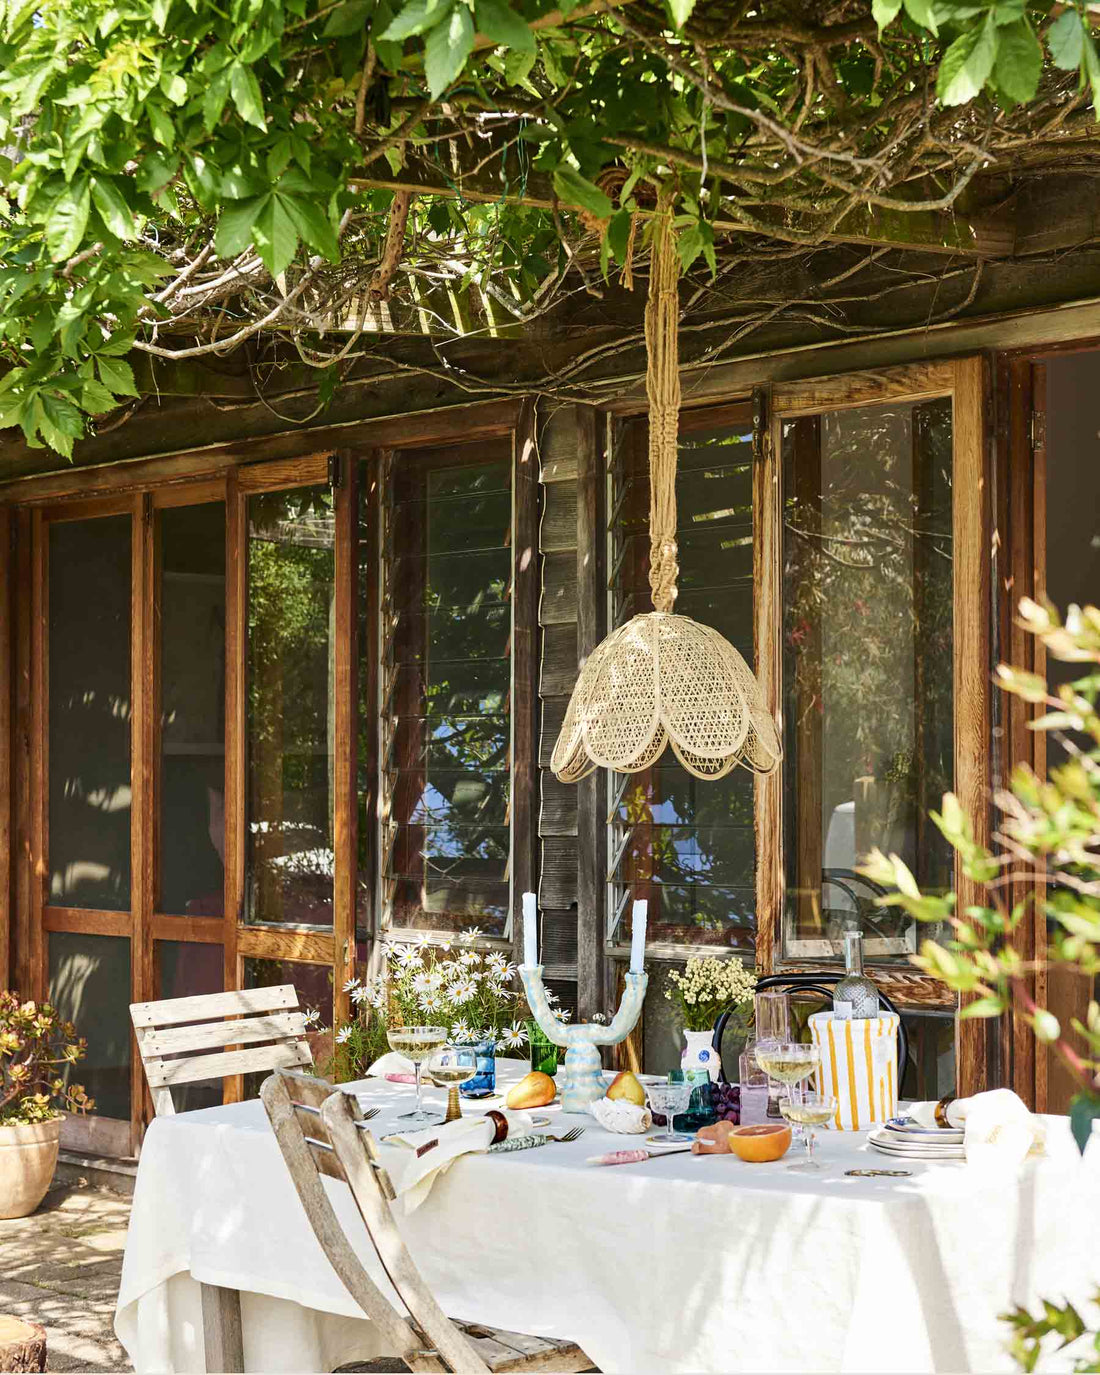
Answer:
[{"xmin": 714, "ymin": 1081, "xmax": 741, "ymax": 1124}]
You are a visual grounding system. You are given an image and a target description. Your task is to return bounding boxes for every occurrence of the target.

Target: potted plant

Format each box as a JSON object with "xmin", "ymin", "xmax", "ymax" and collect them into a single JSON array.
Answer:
[
  {"xmin": 0, "ymin": 992, "xmax": 93, "ymax": 1219},
  {"xmin": 664, "ymin": 955, "xmax": 757, "ymax": 1081}
]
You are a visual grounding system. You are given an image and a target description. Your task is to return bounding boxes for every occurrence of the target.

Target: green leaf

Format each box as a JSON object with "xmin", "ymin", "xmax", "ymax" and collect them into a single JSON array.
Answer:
[
  {"xmin": 96, "ymin": 355, "xmax": 139, "ymax": 397},
  {"xmin": 425, "ymin": 3, "xmax": 475, "ymax": 97},
  {"xmin": 91, "ymin": 177, "xmax": 136, "ymax": 241},
  {"xmin": 607, "ymin": 207, "xmax": 632, "ymax": 264},
  {"xmin": 957, "ymin": 994, "xmax": 1006, "ymax": 1019},
  {"xmin": 215, "ymin": 194, "xmax": 268, "ymax": 259},
  {"xmin": 45, "ymin": 180, "xmax": 91, "ymax": 262},
  {"xmin": 677, "ymin": 220, "xmax": 704, "ymax": 271},
  {"xmin": 379, "ymin": 0, "xmax": 451, "ymax": 40},
  {"xmin": 80, "ymin": 377, "xmax": 121, "ymax": 414},
  {"xmin": 160, "ymin": 72, "xmax": 188, "ymax": 105},
  {"xmin": 901, "ymin": 0, "xmax": 936, "ymax": 35},
  {"xmin": 98, "ymin": 331, "xmax": 136, "ymax": 357},
  {"xmin": 203, "ymin": 69, "xmax": 231, "ymax": 131},
  {"xmin": 994, "ymin": 19, "xmax": 1042, "ymax": 102},
  {"xmin": 937, "ymin": 16, "xmax": 997, "ymax": 106},
  {"xmin": 1082, "ymin": 30, "xmax": 1100, "ymax": 119},
  {"xmin": 666, "ymin": 0, "xmax": 696, "ymax": 28},
  {"xmin": 323, "ymin": 0, "xmax": 373, "ymax": 34},
  {"xmin": 251, "ymin": 193, "xmax": 298, "ymax": 277},
  {"xmin": 552, "ymin": 164, "xmax": 613, "ymax": 218},
  {"xmin": 39, "ymin": 392, "xmax": 85, "ymax": 455},
  {"xmin": 504, "ymin": 46, "xmax": 537, "ymax": 86},
  {"xmin": 1048, "ymin": 8, "xmax": 1084, "ymax": 70},
  {"xmin": 229, "ymin": 63, "xmax": 266, "ymax": 130},
  {"xmin": 872, "ymin": 0, "xmax": 901, "ymax": 32},
  {"xmin": 279, "ymin": 193, "xmax": 339, "ymax": 261},
  {"xmin": 1068, "ymin": 1089, "xmax": 1100, "ymax": 1155},
  {"xmin": 474, "ymin": 0, "xmax": 534, "ymax": 51}
]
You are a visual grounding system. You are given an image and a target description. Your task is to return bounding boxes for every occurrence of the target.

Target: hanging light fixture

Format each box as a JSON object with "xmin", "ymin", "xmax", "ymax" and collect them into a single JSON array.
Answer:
[{"xmin": 551, "ymin": 206, "xmax": 782, "ymax": 785}]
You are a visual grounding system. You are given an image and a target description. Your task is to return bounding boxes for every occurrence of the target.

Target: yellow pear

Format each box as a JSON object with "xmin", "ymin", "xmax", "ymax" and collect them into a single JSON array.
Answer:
[
  {"xmin": 605, "ymin": 1070, "xmax": 646, "ymax": 1107},
  {"xmin": 505, "ymin": 1071, "xmax": 557, "ymax": 1109}
]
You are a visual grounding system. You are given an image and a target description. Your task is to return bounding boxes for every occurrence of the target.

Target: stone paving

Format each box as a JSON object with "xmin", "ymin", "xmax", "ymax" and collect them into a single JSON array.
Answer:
[{"xmin": 0, "ymin": 1181, "xmax": 132, "ymax": 1373}]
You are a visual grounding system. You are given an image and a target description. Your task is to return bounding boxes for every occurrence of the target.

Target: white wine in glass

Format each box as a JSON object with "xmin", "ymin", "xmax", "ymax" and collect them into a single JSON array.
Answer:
[
  {"xmin": 388, "ymin": 1026, "xmax": 448, "ymax": 1124},
  {"xmin": 780, "ymin": 1094, "xmax": 836, "ymax": 1170}
]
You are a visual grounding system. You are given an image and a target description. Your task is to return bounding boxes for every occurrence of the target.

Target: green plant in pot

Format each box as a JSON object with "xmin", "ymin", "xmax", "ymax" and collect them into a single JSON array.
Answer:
[{"xmin": 1, "ymin": 992, "xmax": 93, "ymax": 1219}]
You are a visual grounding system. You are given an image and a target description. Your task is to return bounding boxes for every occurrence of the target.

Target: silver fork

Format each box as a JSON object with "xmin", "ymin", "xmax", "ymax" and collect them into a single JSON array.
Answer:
[
  {"xmin": 546, "ymin": 1127, "xmax": 585, "ymax": 1143},
  {"xmin": 354, "ymin": 1106, "xmax": 381, "ymax": 1122}
]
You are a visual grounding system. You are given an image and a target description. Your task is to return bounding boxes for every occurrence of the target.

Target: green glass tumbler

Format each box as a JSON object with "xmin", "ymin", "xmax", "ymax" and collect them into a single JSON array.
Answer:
[{"xmin": 527, "ymin": 1021, "xmax": 559, "ymax": 1077}]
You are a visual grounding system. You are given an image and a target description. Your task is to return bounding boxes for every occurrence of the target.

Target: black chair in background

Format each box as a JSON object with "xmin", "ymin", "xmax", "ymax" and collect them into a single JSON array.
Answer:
[{"xmin": 711, "ymin": 972, "xmax": 910, "ymax": 1089}]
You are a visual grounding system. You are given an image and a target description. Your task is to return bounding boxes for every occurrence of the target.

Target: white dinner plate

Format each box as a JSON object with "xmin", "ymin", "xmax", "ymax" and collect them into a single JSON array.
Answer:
[
  {"xmin": 885, "ymin": 1116, "xmax": 964, "ymax": 1141},
  {"xmin": 868, "ymin": 1130, "xmax": 965, "ymax": 1161}
]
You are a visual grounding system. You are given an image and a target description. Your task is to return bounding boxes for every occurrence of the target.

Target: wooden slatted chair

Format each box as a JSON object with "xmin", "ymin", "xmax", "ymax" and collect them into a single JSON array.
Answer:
[
  {"xmin": 130, "ymin": 984, "xmax": 314, "ymax": 1117},
  {"xmin": 261, "ymin": 1069, "xmax": 593, "ymax": 1375}
]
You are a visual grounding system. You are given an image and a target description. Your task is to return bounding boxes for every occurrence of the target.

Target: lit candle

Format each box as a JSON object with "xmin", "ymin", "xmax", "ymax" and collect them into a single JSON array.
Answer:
[
  {"xmin": 522, "ymin": 891, "xmax": 538, "ymax": 969},
  {"xmin": 629, "ymin": 899, "xmax": 647, "ymax": 973}
]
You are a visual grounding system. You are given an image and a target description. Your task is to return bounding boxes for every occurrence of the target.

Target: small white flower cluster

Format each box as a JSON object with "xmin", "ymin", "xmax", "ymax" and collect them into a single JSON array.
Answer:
[{"xmin": 664, "ymin": 955, "xmax": 756, "ymax": 1030}]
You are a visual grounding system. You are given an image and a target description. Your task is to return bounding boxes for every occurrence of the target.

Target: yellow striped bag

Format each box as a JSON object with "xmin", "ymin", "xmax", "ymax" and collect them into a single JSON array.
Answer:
[{"xmin": 808, "ymin": 1011, "xmax": 900, "ymax": 1132}]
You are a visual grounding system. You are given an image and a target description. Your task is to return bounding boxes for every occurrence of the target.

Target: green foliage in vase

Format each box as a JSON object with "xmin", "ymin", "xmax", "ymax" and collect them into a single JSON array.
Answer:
[
  {"xmin": 862, "ymin": 597, "xmax": 1100, "ymax": 1372},
  {"xmin": 0, "ymin": 990, "xmax": 94, "ymax": 1124},
  {"xmin": 0, "ymin": 0, "xmax": 1097, "ymax": 455}
]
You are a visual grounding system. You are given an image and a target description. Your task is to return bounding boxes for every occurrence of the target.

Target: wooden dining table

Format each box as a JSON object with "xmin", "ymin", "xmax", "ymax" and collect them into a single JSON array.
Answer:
[{"xmin": 114, "ymin": 1062, "xmax": 1100, "ymax": 1374}]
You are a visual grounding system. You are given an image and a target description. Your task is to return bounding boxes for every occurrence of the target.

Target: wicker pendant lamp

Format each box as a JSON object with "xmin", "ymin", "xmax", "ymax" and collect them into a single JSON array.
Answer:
[{"xmin": 551, "ymin": 207, "xmax": 782, "ymax": 784}]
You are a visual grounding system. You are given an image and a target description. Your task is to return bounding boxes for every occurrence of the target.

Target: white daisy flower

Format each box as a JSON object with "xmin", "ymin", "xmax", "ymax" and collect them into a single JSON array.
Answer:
[
  {"xmin": 461, "ymin": 926, "xmax": 482, "ymax": 945},
  {"xmin": 438, "ymin": 938, "xmax": 453, "ymax": 952},
  {"xmin": 303, "ymin": 1008, "xmax": 321, "ymax": 1028},
  {"xmin": 426, "ymin": 969, "xmax": 445, "ymax": 991},
  {"xmin": 499, "ymin": 1022, "xmax": 527, "ymax": 1050},
  {"xmin": 449, "ymin": 977, "xmax": 477, "ymax": 1005},
  {"xmin": 450, "ymin": 1019, "xmax": 473, "ymax": 1043},
  {"xmin": 411, "ymin": 972, "xmax": 433, "ymax": 996},
  {"xmin": 394, "ymin": 944, "xmax": 420, "ymax": 968},
  {"xmin": 552, "ymin": 1006, "xmax": 572, "ymax": 1023},
  {"xmin": 335, "ymin": 1026, "xmax": 352, "ymax": 1044},
  {"xmin": 350, "ymin": 984, "xmax": 371, "ymax": 1005},
  {"xmin": 342, "ymin": 977, "xmax": 361, "ymax": 993},
  {"xmin": 367, "ymin": 986, "xmax": 386, "ymax": 1009},
  {"xmin": 459, "ymin": 949, "xmax": 481, "ymax": 967},
  {"xmin": 419, "ymin": 992, "xmax": 443, "ymax": 1014},
  {"xmin": 485, "ymin": 952, "xmax": 508, "ymax": 977}
]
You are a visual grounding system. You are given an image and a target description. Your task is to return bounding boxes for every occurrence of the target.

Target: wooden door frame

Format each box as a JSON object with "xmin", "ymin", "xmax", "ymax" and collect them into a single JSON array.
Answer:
[{"xmin": 757, "ymin": 358, "xmax": 993, "ymax": 1094}]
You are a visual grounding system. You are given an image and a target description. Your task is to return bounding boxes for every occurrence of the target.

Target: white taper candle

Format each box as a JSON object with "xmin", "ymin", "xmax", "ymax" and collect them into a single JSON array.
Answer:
[
  {"xmin": 522, "ymin": 890, "xmax": 538, "ymax": 968},
  {"xmin": 629, "ymin": 899, "xmax": 647, "ymax": 973}
]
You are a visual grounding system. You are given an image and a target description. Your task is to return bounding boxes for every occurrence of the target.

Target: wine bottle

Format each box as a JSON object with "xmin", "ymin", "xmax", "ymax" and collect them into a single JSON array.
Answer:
[{"xmin": 833, "ymin": 930, "xmax": 881, "ymax": 1019}]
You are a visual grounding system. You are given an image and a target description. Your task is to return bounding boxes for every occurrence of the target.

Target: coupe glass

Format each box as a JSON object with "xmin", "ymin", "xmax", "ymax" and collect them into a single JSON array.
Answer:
[
  {"xmin": 646, "ymin": 1081, "xmax": 693, "ymax": 1144},
  {"xmin": 426, "ymin": 1045, "xmax": 477, "ymax": 1122},
  {"xmin": 387, "ymin": 1025, "xmax": 448, "ymax": 1124},
  {"xmin": 754, "ymin": 1041, "xmax": 821, "ymax": 1136},
  {"xmin": 780, "ymin": 1093, "xmax": 837, "ymax": 1171}
]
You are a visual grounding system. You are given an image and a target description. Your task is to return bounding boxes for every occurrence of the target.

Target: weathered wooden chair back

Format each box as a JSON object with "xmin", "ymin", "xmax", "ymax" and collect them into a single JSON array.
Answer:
[
  {"xmin": 261, "ymin": 1069, "xmax": 490, "ymax": 1375},
  {"xmin": 131, "ymin": 985, "xmax": 313, "ymax": 1116}
]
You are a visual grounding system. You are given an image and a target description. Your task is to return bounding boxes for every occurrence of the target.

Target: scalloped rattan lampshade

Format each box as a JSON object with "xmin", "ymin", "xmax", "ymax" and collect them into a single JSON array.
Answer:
[{"xmin": 551, "ymin": 210, "xmax": 782, "ymax": 784}]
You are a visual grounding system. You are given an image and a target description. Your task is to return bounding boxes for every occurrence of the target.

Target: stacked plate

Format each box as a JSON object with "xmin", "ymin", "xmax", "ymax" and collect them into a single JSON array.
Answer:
[{"xmin": 867, "ymin": 1116, "xmax": 967, "ymax": 1162}]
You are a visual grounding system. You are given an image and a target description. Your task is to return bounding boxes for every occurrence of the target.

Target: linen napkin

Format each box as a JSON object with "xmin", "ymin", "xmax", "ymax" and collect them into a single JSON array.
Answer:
[
  {"xmin": 909, "ymin": 1088, "xmax": 1046, "ymax": 1167},
  {"xmin": 366, "ymin": 1050, "xmax": 415, "ymax": 1078},
  {"xmin": 389, "ymin": 1110, "xmax": 534, "ymax": 1213}
]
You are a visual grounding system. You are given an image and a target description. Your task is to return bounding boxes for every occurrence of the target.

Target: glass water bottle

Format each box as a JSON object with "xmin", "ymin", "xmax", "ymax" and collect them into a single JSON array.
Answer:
[{"xmin": 834, "ymin": 930, "xmax": 881, "ymax": 1019}]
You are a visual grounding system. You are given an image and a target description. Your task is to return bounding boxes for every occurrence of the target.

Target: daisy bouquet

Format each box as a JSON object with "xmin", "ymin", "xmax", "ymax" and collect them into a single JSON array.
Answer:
[{"xmin": 329, "ymin": 930, "xmax": 537, "ymax": 1081}]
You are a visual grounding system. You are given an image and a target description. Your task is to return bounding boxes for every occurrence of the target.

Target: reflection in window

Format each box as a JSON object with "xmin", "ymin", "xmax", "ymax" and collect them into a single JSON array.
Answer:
[
  {"xmin": 242, "ymin": 957, "xmax": 330, "ymax": 1098},
  {"xmin": 379, "ymin": 445, "xmax": 513, "ymax": 935},
  {"xmin": 49, "ymin": 932, "xmax": 131, "ymax": 1120},
  {"xmin": 48, "ymin": 515, "xmax": 132, "ymax": 912},
  {"xmin": 159, "ymin": 502, "xmax": 226, "ymax": 916},
  {"xmin": 156, "ymin": 939, "xmax": 224, "ymax": 1110},
  {"xmin": 781, "ymin": 400, "xmax": 954, "ymax": 961},
  {"xmin": 247, "ymin": 487, "xmax": 335, "ymax": 928},
  {"xmin": 608, "ymin": 422, "xmax": 756, "ymax": 951}
]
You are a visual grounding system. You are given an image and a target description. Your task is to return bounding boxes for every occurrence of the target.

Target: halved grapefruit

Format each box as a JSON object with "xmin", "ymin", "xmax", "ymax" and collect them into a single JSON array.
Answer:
[{"xmin": 728, "ymin": 1123, "xmax": 792, "ymax": 1162}]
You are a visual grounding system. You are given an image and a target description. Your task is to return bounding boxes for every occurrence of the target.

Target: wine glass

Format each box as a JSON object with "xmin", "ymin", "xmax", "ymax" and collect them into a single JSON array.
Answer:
[
  {"xmin": 645, "ymin": 1081, "xmax": 693, "ymax": 1144},
  {"xmin": 387, "ymin": 1025, "xmax": 448, "ymax": 1124},
  {"xmin": 780, "ymin": 1093, "xmax": 837, "ymax": 1171},
  {"xmin": 754, "ymin": 1041, "xmax": 821, "ymax": 1136},
  {"xmin": 426, "ymin": 1045, "xmax": 477, "ymax": 1123}
]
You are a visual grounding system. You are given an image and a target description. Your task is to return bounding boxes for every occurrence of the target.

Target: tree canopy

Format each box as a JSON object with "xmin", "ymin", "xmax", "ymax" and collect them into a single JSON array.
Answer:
[{"xmin": 1, "ymin": 0, "xmax": 1098, "ymax": 456}]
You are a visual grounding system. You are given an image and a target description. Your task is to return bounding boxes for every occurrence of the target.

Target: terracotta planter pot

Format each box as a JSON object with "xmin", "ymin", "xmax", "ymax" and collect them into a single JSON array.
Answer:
[{"xmin": 0, "ymin": 1117, "xmax": 61, "ymax": 1220}]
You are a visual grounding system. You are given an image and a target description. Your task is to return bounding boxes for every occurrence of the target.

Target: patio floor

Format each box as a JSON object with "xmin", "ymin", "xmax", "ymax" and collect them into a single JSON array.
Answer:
[{"xmin": 0, "ymin": 1181, "xmax": 132, "ymax": 1372}]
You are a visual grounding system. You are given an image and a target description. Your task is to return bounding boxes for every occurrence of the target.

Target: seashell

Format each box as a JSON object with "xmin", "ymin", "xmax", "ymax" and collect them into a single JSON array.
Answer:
[{"xmin": 589, "ymin": 1096, "xmax": 652, "ymax": 1134}]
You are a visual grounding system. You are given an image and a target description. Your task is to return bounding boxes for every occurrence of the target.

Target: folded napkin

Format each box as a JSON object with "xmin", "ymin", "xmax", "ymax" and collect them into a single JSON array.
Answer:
[
  {"xmin": 390, "ymin": 1110, "xmax": 534, "ymax": 1213},
  {"xmin": 910, "ymin": 1088, "xmax": 1046, "ymax": 1168},
  {"xmin": 366, "ymin": 1050, "xmax": 415, "ymax": 1077}
]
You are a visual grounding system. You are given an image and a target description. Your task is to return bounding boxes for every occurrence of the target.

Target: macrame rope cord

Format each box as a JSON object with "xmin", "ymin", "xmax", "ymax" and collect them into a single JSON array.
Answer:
[{"xmin": 644, "ymin": 203, "xmax": 682, "ymax": 615}]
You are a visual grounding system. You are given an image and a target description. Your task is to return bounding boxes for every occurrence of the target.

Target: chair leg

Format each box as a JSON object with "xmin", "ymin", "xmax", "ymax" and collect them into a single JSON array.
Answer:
[{"xmin": 201, "ymin": 1282, "xmax": 244, "ymax": 1373}]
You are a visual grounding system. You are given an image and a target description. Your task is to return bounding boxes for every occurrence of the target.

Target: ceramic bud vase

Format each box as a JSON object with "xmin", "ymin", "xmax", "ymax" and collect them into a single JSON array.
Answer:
[{"xmin": 681, "ymin": 1029, "xmax": 719, "ymax": 1082}]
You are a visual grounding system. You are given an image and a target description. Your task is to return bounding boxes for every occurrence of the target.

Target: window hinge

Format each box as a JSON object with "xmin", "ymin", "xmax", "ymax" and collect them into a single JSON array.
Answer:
[
  {"xmin": 328, "ymin": 453, "xmax": 343, "ymax": 489},
  {"xmin": 1030, "ymin": 410, "xmax": 1046, "ymax": 451},
  {"xmin": 752, "ymin": 386, "xmax": 769, "ymax": 462}
]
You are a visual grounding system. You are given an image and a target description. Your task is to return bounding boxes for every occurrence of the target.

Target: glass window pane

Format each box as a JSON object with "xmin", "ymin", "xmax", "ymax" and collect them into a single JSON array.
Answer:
[
  {"xmin": 380, "ymin": 447, "xmax": 513, "ymax": 937},
  {"xmin": 242, "ymin": 957, "xmax": 331, "ymax": 1097},
  {"xmin": 49, "ymin": 515, "xmax": 132, "ymax": 911},
  {"xmin": 48, "ymin": 932, "xmax": 131, "ymax": 1120},
  {"xmin": 609, "ymin": 423, "xmax": 756, "ymax": 952},
  {"xmin": 899, "ymin": 1008, "xmax": 956, "ymax": 1100},
  {"xmin": 247, "ymin": 487, "xmax": 335, "ymax": 928},
  {"xmin": 159, "ymin": 502, "xmax": 226, "ymax": 917},
  {"xmin": 781, "ymin": 399, "xmax": 954, "ymax": 962},
  {"xmin": 155, "ymin": 940, "xmax": 224, "ymax": 1110}
]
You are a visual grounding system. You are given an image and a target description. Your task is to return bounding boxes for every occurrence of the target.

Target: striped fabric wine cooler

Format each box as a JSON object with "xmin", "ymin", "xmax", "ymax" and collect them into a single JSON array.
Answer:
[{"xmin": 808, "ymin": 1011, "xmax": 900, "ymax": 1131}]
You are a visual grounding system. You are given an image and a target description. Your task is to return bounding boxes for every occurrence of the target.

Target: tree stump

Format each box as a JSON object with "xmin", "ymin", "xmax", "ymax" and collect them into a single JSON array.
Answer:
[{"xmin": 0, "ymin": 1317, "xmax": 46, "ymax": 1373}]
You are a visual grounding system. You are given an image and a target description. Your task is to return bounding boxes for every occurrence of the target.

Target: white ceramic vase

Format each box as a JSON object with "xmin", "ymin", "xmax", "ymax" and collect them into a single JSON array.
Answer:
[
  {"xmin": 0, "ymin": 1116, "xmax": 61, "ymax": 1219},
  {"xmin": 681, "ymin": 1029, "xmax": 719, "ymax": 1082}
]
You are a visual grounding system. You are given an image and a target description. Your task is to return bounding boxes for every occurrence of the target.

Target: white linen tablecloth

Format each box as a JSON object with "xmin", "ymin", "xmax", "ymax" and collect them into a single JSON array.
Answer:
[{"xmin": 114, "ymin": 1064, "xmax": 1100, "ymax": 1374}]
